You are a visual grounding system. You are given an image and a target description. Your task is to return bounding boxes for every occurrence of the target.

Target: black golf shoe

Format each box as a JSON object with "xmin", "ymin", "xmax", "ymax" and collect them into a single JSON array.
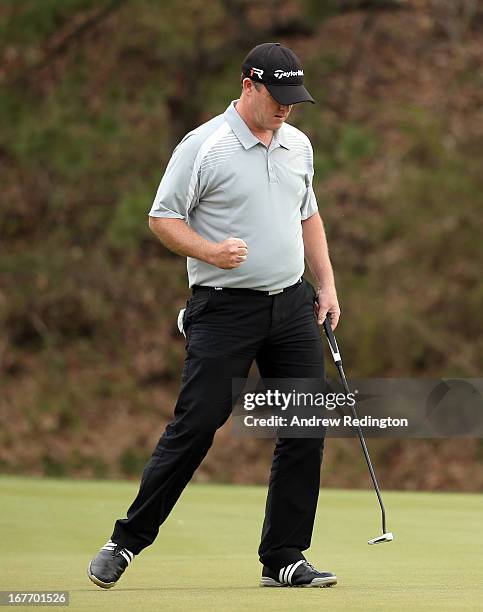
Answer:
[
  {"xmin": 260, "ymin": 560, "xmax": 337, "ymax": 587},
  {"xmin": 87, "ymin": 540, "xmax": 135, "ymax": 589}
]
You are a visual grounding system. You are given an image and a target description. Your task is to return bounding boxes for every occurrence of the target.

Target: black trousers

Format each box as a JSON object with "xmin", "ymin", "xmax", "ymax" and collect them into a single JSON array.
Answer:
[{"xmin": 112, "ymin": 278, "xmax": 326, "ymax": 570}]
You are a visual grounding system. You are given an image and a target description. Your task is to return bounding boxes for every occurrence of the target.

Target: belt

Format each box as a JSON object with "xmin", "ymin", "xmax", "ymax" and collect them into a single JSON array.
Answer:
[{"xmin": 192, "ymin": 278, "xmax": 303, "ymax": 297}]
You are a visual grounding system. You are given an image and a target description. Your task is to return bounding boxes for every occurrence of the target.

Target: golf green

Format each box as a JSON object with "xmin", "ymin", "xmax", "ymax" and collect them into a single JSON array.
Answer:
[{"xmin": 1, "ymin": 476, "xmax": 481, "ymax": 611}]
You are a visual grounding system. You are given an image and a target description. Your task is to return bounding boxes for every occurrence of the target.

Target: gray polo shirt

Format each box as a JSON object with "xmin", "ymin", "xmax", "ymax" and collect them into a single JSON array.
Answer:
[{"xmin": 149, "ymin": 100, "xmax": 318, "ymax": 291}]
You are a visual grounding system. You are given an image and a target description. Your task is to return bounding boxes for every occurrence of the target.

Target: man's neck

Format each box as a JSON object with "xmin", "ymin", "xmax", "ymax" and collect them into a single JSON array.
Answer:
[{"xmin": 234, "ymin": 100, "xmax": 273, "ymax": 147}]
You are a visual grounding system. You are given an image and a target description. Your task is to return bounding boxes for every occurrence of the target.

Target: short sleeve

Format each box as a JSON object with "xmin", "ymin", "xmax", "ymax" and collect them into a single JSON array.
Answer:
[
  {"xmin": 300, "ymin": 183, "xmax": 318, "ymax": 220},
  {"xmin": 149, "ymin": 133, "xmax": 200, "ymax": 221},
  {"xmin": 300, "ymin": 139, "xmax": 318, "ymax": 220}
]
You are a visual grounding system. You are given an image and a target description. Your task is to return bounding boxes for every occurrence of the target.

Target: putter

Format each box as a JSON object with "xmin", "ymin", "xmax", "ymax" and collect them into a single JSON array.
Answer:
[{"xmin": 323, "ymin": 316, "xmax": 394, "ymax": 545}]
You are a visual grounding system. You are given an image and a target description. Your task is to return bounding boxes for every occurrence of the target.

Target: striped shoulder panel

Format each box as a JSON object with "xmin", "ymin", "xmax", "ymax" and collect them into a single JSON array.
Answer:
[
  {"xmin": 186, "ymin": 121, "xmax": 242, "ymax": 205},
  {"xmin": 200, "ymin": 130, "xmax": 243, "ymax": 173},
  {"xmin": 282, "ymin": 123, "xmax": 313, "ymax": 167}
]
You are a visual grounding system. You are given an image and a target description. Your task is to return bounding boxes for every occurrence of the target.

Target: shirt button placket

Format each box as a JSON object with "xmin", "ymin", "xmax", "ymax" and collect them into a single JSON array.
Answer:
[{"xmin": 267, "ymin": 150, "xmax": 277, "ymax": 183}]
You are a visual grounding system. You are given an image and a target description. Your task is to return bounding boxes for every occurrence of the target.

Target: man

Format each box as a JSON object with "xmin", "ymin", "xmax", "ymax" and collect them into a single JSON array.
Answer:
[{"xmin": 88, "ymin": 42, "xmax": 340, "ymax": 589}]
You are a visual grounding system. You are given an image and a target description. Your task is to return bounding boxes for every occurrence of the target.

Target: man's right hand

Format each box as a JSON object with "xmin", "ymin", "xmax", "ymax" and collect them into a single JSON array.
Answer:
[{"xmin": 208, "ymin": 237, "xmax": 248, "ymax": 269}]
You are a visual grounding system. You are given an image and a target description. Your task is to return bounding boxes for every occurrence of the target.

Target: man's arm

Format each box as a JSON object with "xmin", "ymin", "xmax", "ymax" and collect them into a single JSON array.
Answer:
[
  {"xmin": 148, "ymin": 217, "xmax": 247, "ymax": 270},
  {"xmin": 302, "ymin": 212, "xmax": 340, "ymax": 329}
]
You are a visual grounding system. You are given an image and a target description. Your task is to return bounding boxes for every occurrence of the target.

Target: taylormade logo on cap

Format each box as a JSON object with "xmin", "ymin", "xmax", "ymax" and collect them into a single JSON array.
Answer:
[{"xmin": 274, "ymin": 69, "xmax": 304, "ymax": 79}]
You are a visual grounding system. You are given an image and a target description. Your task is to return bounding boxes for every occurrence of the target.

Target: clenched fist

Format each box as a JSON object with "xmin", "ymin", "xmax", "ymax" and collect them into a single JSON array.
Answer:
[{"xmin": 209, "ymin": 237, "xmax": 248, "ymax": 269}]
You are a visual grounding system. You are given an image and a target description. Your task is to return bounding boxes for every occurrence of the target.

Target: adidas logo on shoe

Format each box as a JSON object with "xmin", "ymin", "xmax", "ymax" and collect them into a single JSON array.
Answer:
[{"xmin": 87, "ymin": 540, "xmax": 135, "ymax": 589}]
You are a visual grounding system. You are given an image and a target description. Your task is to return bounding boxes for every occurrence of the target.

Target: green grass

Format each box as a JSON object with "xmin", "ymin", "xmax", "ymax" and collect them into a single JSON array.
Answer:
[{"xmin": 1, "ymin": 477, "xmax": 482, "ymax": 611}]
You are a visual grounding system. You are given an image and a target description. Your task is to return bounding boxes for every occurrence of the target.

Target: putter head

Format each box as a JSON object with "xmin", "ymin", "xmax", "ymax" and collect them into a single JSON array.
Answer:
[{"xmin": 368, "ymin": 532, "xmax": 394, "ymax": 545}]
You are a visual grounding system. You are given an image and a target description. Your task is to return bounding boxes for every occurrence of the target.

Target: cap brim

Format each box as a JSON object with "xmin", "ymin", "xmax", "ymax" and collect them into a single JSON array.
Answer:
[{"xmin": 265, "ymin": 83, "xmax": 314, "ymax": 105}]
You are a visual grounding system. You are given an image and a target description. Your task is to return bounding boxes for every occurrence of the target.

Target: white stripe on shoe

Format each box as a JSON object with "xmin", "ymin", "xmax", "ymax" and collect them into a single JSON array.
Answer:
[
  {"xmin": 279, "ymin": 567, "xmax": 286, "ymax": 583},
  {"xmin": 101, "ymin": 540, "xmax": 116, "ymax": 551},
  {"xmin": 282, "ymin": 565, "xmax": 291, "ymax": 584},
  {"xmin": 100, "ymin": 540, "xmax": 134, "ymax": 564},
  {"xmin": 280, "ymin": 564, "xmax": 293, "ymax": 584},
  {"xmin": 287, "ymin": 560, "xmax": 305, "ymax": 585},
  {"xmin": 119, "ymin": 550, "xmax": 133, "ymax": 564},
  {"xmin": 277, "ymin": 561, "xmax": 304, "ymax": 585}
]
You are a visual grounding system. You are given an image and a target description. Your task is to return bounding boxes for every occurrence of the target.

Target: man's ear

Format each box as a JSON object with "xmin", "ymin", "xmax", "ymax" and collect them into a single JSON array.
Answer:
[{"xmin": 241, "ymin": 77, "xmax": 254, "ymax": 95}]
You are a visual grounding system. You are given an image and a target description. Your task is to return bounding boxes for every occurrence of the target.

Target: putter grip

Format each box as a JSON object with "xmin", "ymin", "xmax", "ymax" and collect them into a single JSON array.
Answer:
[{"xmin": 323, "ymin": 316, "xmax": 341, "ymax": 364}]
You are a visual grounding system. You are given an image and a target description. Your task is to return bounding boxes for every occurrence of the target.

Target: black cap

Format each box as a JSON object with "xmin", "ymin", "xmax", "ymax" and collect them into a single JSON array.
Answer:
[{"xmin": 241, "ymin": 42, "xmax": 314, "ymax": 105}]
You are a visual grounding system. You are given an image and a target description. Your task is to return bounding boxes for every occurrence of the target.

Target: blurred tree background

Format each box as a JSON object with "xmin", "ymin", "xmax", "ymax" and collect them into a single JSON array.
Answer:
[{"xmin": 0, "ymin": 0, "xmax": 482, "ymax": 489}]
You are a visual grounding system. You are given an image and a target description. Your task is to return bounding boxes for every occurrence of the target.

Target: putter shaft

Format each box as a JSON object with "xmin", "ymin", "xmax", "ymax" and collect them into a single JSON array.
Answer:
[{"xmin": 323, "ymin": 317, "xmax": 389, "ymax": 538}]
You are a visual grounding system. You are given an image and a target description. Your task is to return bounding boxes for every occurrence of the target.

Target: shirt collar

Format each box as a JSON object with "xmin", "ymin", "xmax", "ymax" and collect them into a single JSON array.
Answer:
[
  {"xmin": 224, "ymin": 100, "xmax": 291, "ymax": 150},
  {"xmin": 273, "ymin": 126, "xmax": 290, "ymax": 150}
]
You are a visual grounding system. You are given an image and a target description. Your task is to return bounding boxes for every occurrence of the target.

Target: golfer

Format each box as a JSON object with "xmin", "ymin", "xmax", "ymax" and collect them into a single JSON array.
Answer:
[{"xmin": 88, "ymin": 42, "xmax": 340, "ymax": 589}]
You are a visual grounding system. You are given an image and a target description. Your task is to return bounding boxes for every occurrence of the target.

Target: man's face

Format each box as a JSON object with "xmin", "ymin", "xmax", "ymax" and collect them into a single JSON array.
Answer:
[{"xmin": 250, "ymin": 83, "xmax": 293, "ymax": 131}]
